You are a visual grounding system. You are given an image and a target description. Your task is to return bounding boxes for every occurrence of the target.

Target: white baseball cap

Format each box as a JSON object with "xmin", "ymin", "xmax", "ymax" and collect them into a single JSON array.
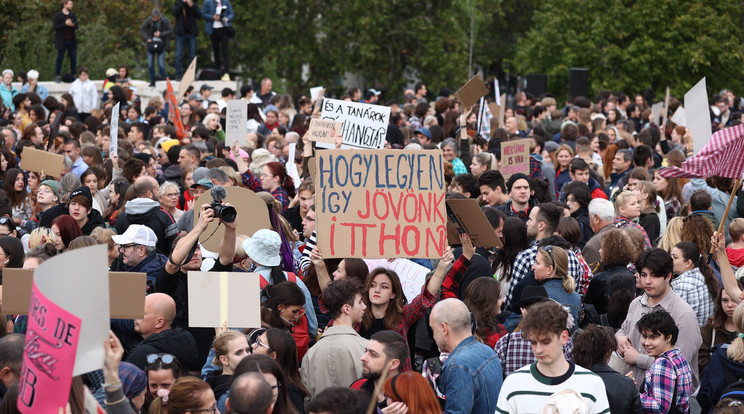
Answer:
[{"xmin": 112, "ymin": 224, "xmax": 158, "ymax": 247}]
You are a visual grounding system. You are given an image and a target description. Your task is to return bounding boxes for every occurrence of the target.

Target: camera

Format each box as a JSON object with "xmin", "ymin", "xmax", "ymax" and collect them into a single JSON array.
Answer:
[{"xmin": 209, "ymin": 200, "xmax": 236, "ymax": 223}]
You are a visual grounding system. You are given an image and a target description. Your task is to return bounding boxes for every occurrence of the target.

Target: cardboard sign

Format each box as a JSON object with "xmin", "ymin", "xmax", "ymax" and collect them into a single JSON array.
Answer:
[
  {"xmin": 307, "ymin": 118, "xmax": 344, "ymax": 144},
  {"xmin": 20, "ymin": 147, "xmax": 64, "ymax": 178},
  {"xmin": 33, "ymin": 245, "xmax": 109, "ymax": 375},
  {"xmin": 500, "ymin": 138, "xmax": 531, "ymax": 179},
  {"xmin": 307, "ymin": 156, "xmax": 316, "ymax": 181},
  {"xmin": 225, "ymin": 100, "xmax": 247, "ymax": 147},
  {"xmin": 178, "ymin": 57, "xmax": 197, "ymax": 102},
  {"xmin": 194, "ymin": 186, "xmax": 272, "ymax": 252},
  {"xmin": 18, "ymin": 282, "xmax": 80, "ymax": 413},
  {"xmin": 685, "ymin": 77, "xmax": 712, "ymax": 154},
  {"xmin": 187, "ymin": 271, "xmax": 261, "ymax": 328},
  {"xmin": 315, "ymin": 149, "xmax": 447, "ymax": 259},
  {"xmin": 445, "ymin": 199, "xmax": 503, "ymax": 248},
  {"xmin": 1, "ymin": 270, "xmax": 146, "ymax": 319},
  {"xmin": 110, "ymin": 102, "xmax": 120, "ymax": 157},
  {"xmin": 318, "ymin": 99, "xmax": 391, "ymax": 150},
  {"xmin": 363, "ymin": 259, "xmax": 430, "ymax": 303},
  {"xmin": 455, "ymin": 74, "xmax": 489, "ymax": 110},
  {"xmin": 488, "ymin": 103, "xmax": 501, "ymax": 130}
]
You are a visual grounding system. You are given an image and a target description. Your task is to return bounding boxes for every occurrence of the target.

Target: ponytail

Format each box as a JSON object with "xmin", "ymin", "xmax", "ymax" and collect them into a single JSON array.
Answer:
[
  {"xmin": 727, "ymin": 303, "xmax": 744, "ymax": 362},
  {"xmin": 283, "ymin": 175, "xmax": 296, "ymax": 198}
]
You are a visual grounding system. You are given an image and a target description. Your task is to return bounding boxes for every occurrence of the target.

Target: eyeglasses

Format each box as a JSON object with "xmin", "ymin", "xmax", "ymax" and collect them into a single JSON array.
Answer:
[
  {"xmin": 271, "ymin": 384, "xmax": 281, "ymax": 396},
  {"xmin": 0, "ymin": 217, "xmax": 12, "ymax": 226},
  {"xmin": 146, "ymin": 353, "xmax": 176, "ymax": 365},
  {"xmin": 253, "ymin": 336, "xmax": 273, "ymax": 353},
  {"xmin": 119, "ymin": 243, "xmax": 138, "ymax": 250},
  {"xmin": 165, "ymin": 192, "xmax": 179, "ymax": 198}
]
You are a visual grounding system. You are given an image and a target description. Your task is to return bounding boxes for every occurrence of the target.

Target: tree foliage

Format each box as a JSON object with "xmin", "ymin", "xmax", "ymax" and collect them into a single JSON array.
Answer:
[{"xmin": 513, "ymin": 0, "xmax": 744, "ymax": 99}]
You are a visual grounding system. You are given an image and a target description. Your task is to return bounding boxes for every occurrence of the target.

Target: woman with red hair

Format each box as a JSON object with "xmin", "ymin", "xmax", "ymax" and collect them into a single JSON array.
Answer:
[
  {"xmin": 384, "ymin": 371, "xmax": 442, "ymax": 413},
  {"xmin": 260, "ymin": 161, "xmax": 295, "ymax": 212},
  {"xmin": 51, "ymin": 214, "xmax": 82, "ymax": 252}
]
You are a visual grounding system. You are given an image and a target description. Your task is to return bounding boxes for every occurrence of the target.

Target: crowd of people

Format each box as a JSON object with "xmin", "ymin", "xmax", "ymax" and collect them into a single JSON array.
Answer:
[{"xmin": 2, "ymin": 12, "xmax": 744, "ymax": 411}]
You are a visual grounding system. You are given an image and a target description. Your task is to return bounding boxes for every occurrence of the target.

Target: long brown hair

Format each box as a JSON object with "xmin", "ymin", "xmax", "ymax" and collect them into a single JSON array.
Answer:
[
  {"xmin": 464, "ymin": 278, "xmax": 502, "ymax": 345},
  {"xmin": 149, "ymin": 376, "xmax": 211, "ymax": 414},
  {"xmin": 362, "ymin": 268, "xmax": 405, "ymax": 330}
]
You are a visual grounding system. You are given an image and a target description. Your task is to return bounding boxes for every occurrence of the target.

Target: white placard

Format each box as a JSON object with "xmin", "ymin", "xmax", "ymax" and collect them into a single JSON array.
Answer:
[
  {"xmin": 310, "ymin": 86, "xmax": 324, "ymax": 101},
  {"xmin": 671, "ymin": 107, "xmax": 687, "ymax": 127},
  {"xmin": 685, "ymin": 77, "xmax": 712, "ymax": 154},
  {"xmin": 225, "ymin": 100, "xmax": 247, "ymax": 147},
  {"xmin": 651, "ymin": 102, "xmax": 664, "ymax": 124},
  {"xmin": 317, "ymin": 98, "xmax": 391, "ymax": 149},
  {"xmin": 110, "ymin": 102, "xmax": 119, "ymax": 157},
  {"xmin": 187, "ymin": 271, "xmax": 261, "ymax": 328},
  {"xmin": 35, "ymin": 245, "xmax": 110, "ymax": 375},
  {"xmin": 494, "ymin": 79, "xmax": 501, "ymax": 106},
  {"xmin": 363, "ymin": 258, "xmax": 430, "ymax": 303},
  {"xmin": 286, "ymin": 143, "xmax": 301, "ymax": 190}
]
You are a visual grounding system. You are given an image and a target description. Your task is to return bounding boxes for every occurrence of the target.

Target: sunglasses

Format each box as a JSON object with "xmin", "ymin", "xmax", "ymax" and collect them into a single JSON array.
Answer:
[
  {"xmin": 543, "ymin": 245, "xmax": 555, "ymax": 268},
  {"xmin": 146, "ymin": 353, "xmax": 176, "ymax": 365}
]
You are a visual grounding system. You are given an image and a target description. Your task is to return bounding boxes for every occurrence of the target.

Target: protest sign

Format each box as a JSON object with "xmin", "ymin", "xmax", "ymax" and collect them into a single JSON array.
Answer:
[
  {"xmin": 318, "ymin": 99, "xmax": 390, "ymax": 149},
  {"xmin": 307, "ymin": 118, "xmax": 344, "ymax": 144},
  {"xmin": 178, "ymin": 57, "xmax": 197, "ymax": 102},
  {"xmin": 46, "ymin": 109, "xmax": 62, "ymax": 151},
  {"xmin": 315, "ymin": 149, "xmax": 447, "ymax": 259},
  {"xmin": 671, "ymin": 107, "xmax": 686, "ymax": 127},
  {"xmin": 20, "ymin": 147, "xmax": 64, "ymax": 178},
  {"xmin": 110, "ymin": 102, "xmax": 120, "ymax": 157},
  {"xmin": 488, "ymin": 103, "xmax": 501, "ymax": 129},
  {"xmin": 500, "ymin": 138, "xmax": 531, "ymax": 179},
  {"xmin": 651, "ymin": 102, "xmax": 664, "ymax": 125},
  {"xmin": 187, "ymin": 271, "xmax": 261, "ymax": 328},
  {"xmin": 225, "ymin": 100, "xmax": 247, "ymax": 147},
  {"xmin": 33, "ymin": 245, "xmax": 109, "ymax": 375},
  {"xmin": 660, "ymin": 86, "xmax": 671, "ymax": 131},
  {"xmin": 1, "ymin": 270, "xmax": 145, "ymax": 319},
  {"xmin": 166, "ymin": 78, "xmax": 185, "ymax": 140},
  {"xmin": 307, "ymin": 157, "xmax": 316, "ymax": 182},
  {"xmin": 17, "ymin": 282, "xmax": 80, "ymax": 413},
  {"xmin": 286, "ymin": 143, "xmax": 302, "ymax": 190},
  {"xmin": 194, "ymin": 187, "xmax": 271, "ymax": 251},
  {"xmin": 445, "ymin": 199, "xmax": 503, "ymax": 248},
  {"xmin": 310, "ymin": 86, "xmax": 324, "ymax": 101},
  {"xmin": 455, "ymin": 74, "xmax": 489, "ymax": 110},
  {"xmin": 685, "ymin": 77, "xmax": 712, "ymax": 154},
  {"xmin": 363, "ymin": 259, "xmax": 430, "ymax": 303}
]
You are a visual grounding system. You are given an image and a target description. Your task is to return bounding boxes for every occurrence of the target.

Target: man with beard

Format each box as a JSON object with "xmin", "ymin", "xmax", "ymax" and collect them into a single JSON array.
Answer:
[{"xmin": 350, "ymin": 331, "xmax": 407, "ymax": 408}]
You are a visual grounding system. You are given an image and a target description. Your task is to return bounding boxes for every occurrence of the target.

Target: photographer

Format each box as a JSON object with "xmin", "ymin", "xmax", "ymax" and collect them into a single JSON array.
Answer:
[
  {"xmin": 156, "ymin": 201, "xmax": 237, "ymax": 369},
  {"xmin": 140, "ymin": 9, "xmax": 173, "ymax": 87}
]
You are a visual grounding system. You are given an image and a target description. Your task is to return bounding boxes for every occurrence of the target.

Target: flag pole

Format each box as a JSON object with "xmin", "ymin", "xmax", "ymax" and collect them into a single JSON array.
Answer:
[{"xmin": 711, "ymin": 178, "xmax": 742, "ymax": 254}]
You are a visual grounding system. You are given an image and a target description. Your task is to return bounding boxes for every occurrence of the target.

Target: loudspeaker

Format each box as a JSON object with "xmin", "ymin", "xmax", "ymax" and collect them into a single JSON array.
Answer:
[
  {"xmin": 525, "ymin": 74, "xmax": 548, "ymax": 97},
  {"xmin": 569, "ymin": 68, "xmax": 590, "ymax": 98}
]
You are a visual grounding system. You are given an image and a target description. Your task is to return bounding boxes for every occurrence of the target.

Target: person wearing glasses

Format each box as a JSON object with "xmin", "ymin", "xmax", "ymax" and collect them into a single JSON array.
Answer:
[
  {"xmin": 142, "ymin": 353, "xmax": 183, "ymax": 413},
  {"xmin": 159, "ymin": 181, "xmax": 184, "ymax": 221},
  {"xmin": 110, "ymin": 224, "xmax": 168, "ymax": 293}
]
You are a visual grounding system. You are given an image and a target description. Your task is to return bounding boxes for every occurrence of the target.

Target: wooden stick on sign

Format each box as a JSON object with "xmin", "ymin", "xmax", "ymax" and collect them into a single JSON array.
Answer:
[
  {"xmin": 365, "ymin": 360, "xmax": 393, "ymax": 414},
  {"xmin": 710, "ymin": 178, "xmax": 741, "ymax": 254}
]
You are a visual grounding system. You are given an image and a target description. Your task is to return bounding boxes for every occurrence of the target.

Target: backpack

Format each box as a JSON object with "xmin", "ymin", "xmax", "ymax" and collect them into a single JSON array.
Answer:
[{"xmin": 720, "ymin": 361, "xmax": 744, "ymax": 402}]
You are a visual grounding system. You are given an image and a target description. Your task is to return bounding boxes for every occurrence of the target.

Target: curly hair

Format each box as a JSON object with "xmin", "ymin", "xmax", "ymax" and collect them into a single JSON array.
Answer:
[
  {"xmin": 681, "ymin": 214, "xmax": 713, "ymax": 255},
  {"xmin": 572, "ymin": 324, "xmax": 617, "ymax": 368},
  {"xmin": 600, "ymin": 228, "xmax": 637, "ymax": 267}
]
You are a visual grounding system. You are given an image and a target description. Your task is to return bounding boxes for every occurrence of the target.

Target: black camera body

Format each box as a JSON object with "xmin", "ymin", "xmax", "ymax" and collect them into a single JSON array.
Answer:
[{"xmin": 209, "ymin": 201, "xmax": 237, "ymax": 223}]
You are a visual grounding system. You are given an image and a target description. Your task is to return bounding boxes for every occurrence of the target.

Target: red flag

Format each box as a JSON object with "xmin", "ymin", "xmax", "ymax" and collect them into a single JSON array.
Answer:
[
  {"xmin": 165, "ymin": 78, "xmax": 186, "ymax": 141},
  {"xmin": 659, "ymin": 124, "xmax": 744, "ymax": 179}
]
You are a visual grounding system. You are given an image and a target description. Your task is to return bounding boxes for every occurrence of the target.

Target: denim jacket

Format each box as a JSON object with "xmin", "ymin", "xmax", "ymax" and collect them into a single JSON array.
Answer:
[
  {"xmin": 542, "ymin": 278, "xmax": 581, "ymax": 328},
  {"xmin": 440, "ymin": 336, "xmax": 503, "ymax": 414}
]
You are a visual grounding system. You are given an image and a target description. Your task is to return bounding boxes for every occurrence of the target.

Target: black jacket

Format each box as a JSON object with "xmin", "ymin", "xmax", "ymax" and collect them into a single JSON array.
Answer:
[
  {"xmin": 570, "ymin": 206, "xmax": 594, "ymax": 249},
  {"xmin": 496, "ymin": 197, "xmax": 539, "ymax": 225},
  {"xmin": 53, "ymin": 10, "xmax": 78, "ymax": 50},
  {"xmin": 80, "ymin": 209, "xmax": 105, "ymax": 235},
  {"xmin": 140, "ymin": 15, "xmax": 174, "ymax": 46},
  {"xmin": 126, "ymin": 326, "xmax": 199, "ymax": 371},
  {"xmin": 36, "ymin": 203, "xmax": 104, "ymax": 235},
  {"xmin": 591, "ymin": 364, "xmax": 643, "ymax": 414},
  {"xmin": 172, "ymin": 0, "xmax": 203, "ymax": 36},
  {"xmin": 115, "ymin": 199, "xmax": 177, "ymax": 256},
  {"xmin": 583, "ymin": 265, "xmax": 635, "ymax": 315}
]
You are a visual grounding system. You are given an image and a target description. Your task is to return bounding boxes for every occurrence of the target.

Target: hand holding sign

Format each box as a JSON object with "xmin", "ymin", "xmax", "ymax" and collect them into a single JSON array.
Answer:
[{"xmin": 460, "ymin": 233, "xmax": 475, "ymax": 261}]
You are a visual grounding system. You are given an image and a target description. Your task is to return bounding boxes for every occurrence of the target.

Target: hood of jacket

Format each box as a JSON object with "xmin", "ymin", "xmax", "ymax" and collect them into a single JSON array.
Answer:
[
  {"xmin": 138, "ymin": 326, "xmax": 199, "ymax": 365},
  {"xmin": 124, "ymin": 198, "xmax": 161, "ymax": 216}
]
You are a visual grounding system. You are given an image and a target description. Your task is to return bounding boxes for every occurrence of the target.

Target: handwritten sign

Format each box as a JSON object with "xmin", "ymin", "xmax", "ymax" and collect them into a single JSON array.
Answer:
[
  {"xmin": 110, "ymin": 102, "xmax": 120, "ymax": 157},
  {"xmin": 363, "ymin": 259, "xmax": 430, "ymax": 303},
  {"xmin": 315, "ymin": 149, "xmax": 446, "ymax": 259},
  {"xmin": 18, "ymin": 282, "xmax": 80, "ymax": 413},
  {"xmin": 307, "ymin": 118, "xmax": 343, "ymax": 144},
  {"xmin": 187, "ymin": 272, "xmax": 261, "ymax": 328},
  {"xmin": 318, "ymin": 99, "xmax": 391, "ymax": 149},
  {"xmin": 500, "ymin": 138, "xmax": 531, "ymax": 179},
  {"xmin": 225, "ymin": 100, "xmax": 247, "ymax": 147}
]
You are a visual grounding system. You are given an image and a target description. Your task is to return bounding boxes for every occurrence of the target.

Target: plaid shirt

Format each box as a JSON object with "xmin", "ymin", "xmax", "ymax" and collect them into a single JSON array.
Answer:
[
  {"xmin": 671, "ymin": 267, "xmax": 715, "ymax": 326},
  {"xmin": 613, "ymin": 216, "xmax": 652, "ymax": 249},
  {"xmin": 441, "ymin": 255, "xmax": 472, "ymax": 299},
  {"xmin": 505, "ymin": 242, "xmax": 587, "ymax": 309},
  {"xmin": 529, "ymin": 155, "xmax": 543, "ymax": 179},
  {"xmin": 573, "ymin": 248, "xmax": 593, "ymax": 300},
  {"xmin": 272, "ymin": 187, "xmax": 290, "ymax": 212},
  {"xmin": 240, "ymin": 169, "xmax": 290, "ymax": 212},
  {"xmin": 494, "ymin": 330, "xmax": 573, "ymax": 378},
  {"xmin": 640, "ymin": 348, "xmax": 692, "ymax": 414},
  {"xmin": 452, "ymin": 157, "xmax": 468, "ymax": 176}
]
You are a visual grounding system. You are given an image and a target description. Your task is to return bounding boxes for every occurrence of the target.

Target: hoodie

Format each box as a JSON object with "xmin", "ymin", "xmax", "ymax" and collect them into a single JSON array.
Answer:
[
  {"xmin": 115, "ymin": 198, "xmax": 177, "ymax": 256},
  {"xmin": 110, "ymin": 251, "xmax": 167, "ymax": 292},
  {"xmin": 125, "ymin": 326, "xmax": 200, "ymax": 372}
]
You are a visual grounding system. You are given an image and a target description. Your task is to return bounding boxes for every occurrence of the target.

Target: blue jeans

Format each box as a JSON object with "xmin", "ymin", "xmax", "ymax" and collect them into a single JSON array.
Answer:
[
  {"xmin": 55, "ymin": 40, "xmax": 77, "ymax": 76},
  {"xmin": 147, "ymin": 51, "xmax": 166, "ymax": 85},
  {"xmin": 174, "ymin": 34, "xmax": 196, "ymax": 79}
]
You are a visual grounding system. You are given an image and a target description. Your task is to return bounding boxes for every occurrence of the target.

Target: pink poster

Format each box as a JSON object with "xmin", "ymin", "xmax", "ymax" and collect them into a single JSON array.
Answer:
[{"xmin": 17, "ymin": 282, "xmax": 81, "ymax": 413}]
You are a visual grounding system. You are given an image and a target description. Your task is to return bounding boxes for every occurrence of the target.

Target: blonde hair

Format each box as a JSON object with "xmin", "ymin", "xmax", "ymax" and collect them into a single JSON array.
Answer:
[
  {"xmin": 537, "ymin": 246, "xmax": 575, "ymax": 294},
  {"xmin": 727, "ymin": 302, "xmax": 744, "ymax": 362},
  {"xmin": 614, "ymin": 191, "xmax": 637, "ymax": 216},
  {"xmin": 28, "ymin": 227, "xmax": 57, "ymax": 250},
  {"xmin": 212, "ymin": 331, "xmax": 247, "ymax": 367},
  {"xmin": 553, "ymin": 144, "xmax": 574, "ymax": 170},
  {"xmin": 657, "ymin": 216, "xmax": 684, "ymax": 252},
  {"xmin": 90, "ymin": 227, "xmax": 115, "ymax": 250}
]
